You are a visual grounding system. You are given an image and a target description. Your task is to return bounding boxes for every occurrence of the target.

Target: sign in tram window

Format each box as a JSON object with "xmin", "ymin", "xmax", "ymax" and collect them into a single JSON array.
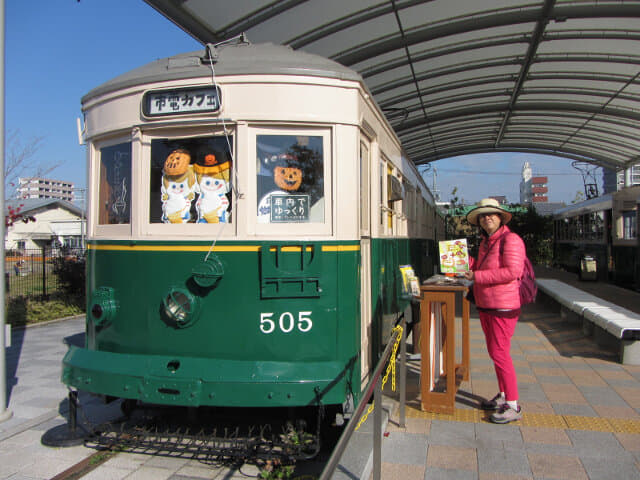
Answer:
[
  {"xmin": 256, "ymin": 135, "xmax": 324, "ymax": 223},
  {"xmin": 98, "ymin": 142, "xmax": 131, "ymax": 225},
  {"xmin": 270, "ymin": 194, "xmax": 310, "ymax": 222},
  {"xmin": 149, "ymin": 136, "xmax": 233, "ymax": 224}
]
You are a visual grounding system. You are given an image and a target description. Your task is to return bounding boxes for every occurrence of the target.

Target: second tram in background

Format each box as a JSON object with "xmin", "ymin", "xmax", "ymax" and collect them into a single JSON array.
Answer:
[
  {"xmin": 553, "ymin": 185, "xmax": 640, "ymax": 290},
  {"xmin": 61, "ymin": 40, "xmax": 444, "ymax": 428}
]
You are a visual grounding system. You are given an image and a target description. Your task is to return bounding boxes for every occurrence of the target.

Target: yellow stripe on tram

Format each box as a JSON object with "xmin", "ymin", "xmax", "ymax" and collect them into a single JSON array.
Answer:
[
  {"xmin": 321, "ymin": 245, "xmax": 360, "ymax": 252},
  {"xmin": 88, "ymin": 244, "xmax": 360, "ymax": 253},
  {"xmin": 88, "ymin": 244, "xmax": 260, "ymax": 252}
]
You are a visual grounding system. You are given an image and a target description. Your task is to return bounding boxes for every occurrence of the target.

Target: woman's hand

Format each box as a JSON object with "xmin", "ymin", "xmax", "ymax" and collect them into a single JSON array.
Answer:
[{"xmin": 463, "ymin": 270, "xmax": 474, "ymax": 281}]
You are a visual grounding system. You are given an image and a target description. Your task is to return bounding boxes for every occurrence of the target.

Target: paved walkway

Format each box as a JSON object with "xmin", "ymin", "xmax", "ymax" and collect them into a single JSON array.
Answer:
[
  {"xmin": 376, "ymin": 282, "xmax": 640, "ymax": 479},
  {"xmin": 0, "ymin": 269, "xmax": 639, "ymax": 479}
]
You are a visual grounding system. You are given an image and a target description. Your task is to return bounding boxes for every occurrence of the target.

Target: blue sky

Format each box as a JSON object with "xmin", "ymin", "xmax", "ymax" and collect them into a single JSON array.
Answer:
[{"xmin": 6, "ymin": 1, "xmax": 591, "ymax": 205}]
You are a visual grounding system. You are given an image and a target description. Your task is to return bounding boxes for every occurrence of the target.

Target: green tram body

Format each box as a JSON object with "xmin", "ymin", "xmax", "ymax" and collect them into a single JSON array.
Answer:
[
  {"xmin": 61, "ymin": 43, "xmax": 444, "ymax": 415},
  {"xmin": 65, "ymin": 238, "xmax": 435, "ymax": 409}
]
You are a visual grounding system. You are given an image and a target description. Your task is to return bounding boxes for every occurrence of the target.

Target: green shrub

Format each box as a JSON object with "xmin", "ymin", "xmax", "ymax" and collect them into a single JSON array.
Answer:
[
  {"xmin": 6, "ymin": 295, "xmax": 83, "ymax": 327},
  {"xmin": 53, "ymin": 253, "xmax": 86, "ymax": 303}
]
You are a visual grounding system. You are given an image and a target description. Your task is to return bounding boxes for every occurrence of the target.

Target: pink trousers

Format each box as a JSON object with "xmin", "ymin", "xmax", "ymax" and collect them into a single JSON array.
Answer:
[{"xmin": 478, "ymin": 311, "xmax": 519, "ymax": 401}]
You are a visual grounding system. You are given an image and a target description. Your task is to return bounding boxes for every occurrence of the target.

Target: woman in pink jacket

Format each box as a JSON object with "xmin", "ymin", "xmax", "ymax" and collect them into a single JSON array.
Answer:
[{"xmin": 463, "ymin": 198, "xmax": 526, "ymax": 424}]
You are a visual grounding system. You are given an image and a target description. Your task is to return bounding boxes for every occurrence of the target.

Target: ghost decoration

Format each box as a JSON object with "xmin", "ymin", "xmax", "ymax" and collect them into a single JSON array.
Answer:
[
  {"xmin": 161, "ymin": 149, "xmax": 197, "ymax": 223},
  {"xmin": 194, "ymin": 152, "xmax": 231, "ymax": 223}
]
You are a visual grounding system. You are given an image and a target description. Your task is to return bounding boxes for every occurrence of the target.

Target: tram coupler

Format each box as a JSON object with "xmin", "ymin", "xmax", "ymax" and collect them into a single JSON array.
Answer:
[{"xmin": 41, "ymin": 390, "xmax": 90, "ymax": 447}]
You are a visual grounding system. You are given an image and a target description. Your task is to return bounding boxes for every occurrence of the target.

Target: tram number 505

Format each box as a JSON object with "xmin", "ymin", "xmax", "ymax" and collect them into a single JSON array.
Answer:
[{"xmin": 260, "ymin": 312, "xmax": 312, "ymax": 334}]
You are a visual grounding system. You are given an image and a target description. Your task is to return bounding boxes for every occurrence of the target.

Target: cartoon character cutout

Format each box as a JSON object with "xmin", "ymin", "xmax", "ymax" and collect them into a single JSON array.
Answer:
[
  {"xmin": 161, "ymin": 149, "xmax": 197, "ymax": 223},
  {"xmin": 257, "ymin": 153, "xmax": 306, "ymax": 223},
  {"xmin": 193, "ymin": 152, "xmax": 231, "ymax": 223}
]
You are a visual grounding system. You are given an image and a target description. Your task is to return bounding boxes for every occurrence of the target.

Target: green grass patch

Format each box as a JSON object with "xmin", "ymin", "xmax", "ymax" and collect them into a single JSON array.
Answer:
[{"xmin": 6, "ymin": 294, "xmax": 84, "ymax": 327}]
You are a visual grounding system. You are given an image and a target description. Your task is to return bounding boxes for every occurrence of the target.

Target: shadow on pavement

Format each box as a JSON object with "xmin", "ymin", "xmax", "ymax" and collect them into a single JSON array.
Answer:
[{"xmin": 4, "ymin": 327, "xmax": 26, "ymax": 404}]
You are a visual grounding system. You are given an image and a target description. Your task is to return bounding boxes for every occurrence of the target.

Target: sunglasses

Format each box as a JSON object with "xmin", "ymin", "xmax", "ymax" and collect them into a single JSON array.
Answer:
[{"xmin": 478, "ymin": 212, "xmax": 500, "ymax": 219}]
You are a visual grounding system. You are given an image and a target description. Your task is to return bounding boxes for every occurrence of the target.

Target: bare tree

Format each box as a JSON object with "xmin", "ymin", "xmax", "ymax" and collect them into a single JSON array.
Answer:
[{"xmin": 4, "ymin": 129, "xmax": 60, "ymax": 198}]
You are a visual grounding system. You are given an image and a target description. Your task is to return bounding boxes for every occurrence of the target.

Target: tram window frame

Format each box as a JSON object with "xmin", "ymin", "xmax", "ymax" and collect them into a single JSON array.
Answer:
[
  {"xmin": 359, "ymin": 139, "xmax": 371, "ymax": 236},
  {"xmin": 93, "ymin": 138, "xmax": 133, "ymax": 236},
  {"xmin": 250, "ymin": 126, "xmax": 332, "ymax": 236},
  {"xmin": 384, "ymin": 161, "xmax": 396, "ymax": 236},
  {"xmin": 622, "ymin": 210, "xmax": 637, "ymax": 240},
  {"xmin": 379, "ymin": 159, "xmax": 387, "ymax": 231},
  {"xmin": 141, "ymin": 127, "xmax": 238, "ymax": 237}
]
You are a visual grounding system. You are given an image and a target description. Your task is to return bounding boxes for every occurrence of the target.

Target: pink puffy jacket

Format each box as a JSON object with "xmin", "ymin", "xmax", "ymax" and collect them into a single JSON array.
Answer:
[{"xmin": 469, "ymin": 225, "xmax": 526, "ymax": 310}]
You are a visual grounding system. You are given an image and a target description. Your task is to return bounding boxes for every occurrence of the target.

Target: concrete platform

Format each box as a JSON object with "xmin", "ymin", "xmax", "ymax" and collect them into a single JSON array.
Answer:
[{"xmin": 1, "ymin": 268, "xmax": 640, "ymax": 479}]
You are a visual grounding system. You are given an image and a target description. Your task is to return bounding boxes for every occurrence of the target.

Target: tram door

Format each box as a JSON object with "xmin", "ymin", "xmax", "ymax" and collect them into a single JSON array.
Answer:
[{"xmin": 359, "ymin": 138, "xmax": 372, "ymax": 384}]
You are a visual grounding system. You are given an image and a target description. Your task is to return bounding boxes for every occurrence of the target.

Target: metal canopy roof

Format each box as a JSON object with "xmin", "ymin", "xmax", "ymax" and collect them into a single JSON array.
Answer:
[{"xmin": 144, "ymin": 0, "xmax": 640, "ymax": 172}]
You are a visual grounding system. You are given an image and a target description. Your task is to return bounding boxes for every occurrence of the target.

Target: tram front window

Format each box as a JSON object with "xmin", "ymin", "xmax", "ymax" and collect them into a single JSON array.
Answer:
[
  {"xmin": 149, "ymin": 136, "xmax": 233, "ymax": 224},
  {"xmin": 256, "ymin": 135, "xmax": 324, "ymax": 223},
  {"xmin": 98, "ymin": 142, "xmax": 132, "ymax": 225}
]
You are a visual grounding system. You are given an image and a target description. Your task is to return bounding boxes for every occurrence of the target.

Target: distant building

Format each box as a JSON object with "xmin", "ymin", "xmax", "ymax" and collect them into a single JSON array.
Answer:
[
  {"xmin": 4, "ymin": 198, "xmax": 85, "ymax": 251},
  {"xmin": 489, "ymin": 195, "xmax": 507, "ymax": 205},
  {"xmin": 17, "ymin": 177, "xmax": 74, "ymax": 202},
  {"xmin": 531, "ymin": 176, "xmax": 549, "ymax": 203},
  {"xmin": 520, "ymin": 162, "xmax": 532, "ymax": 204},
  {"xmin": 603, "ymin": 164, "xmax": 640, "ymax": 194},
  {"xmin": 520, "ymin": 162, "xmax": 548, "ymax": 204}
]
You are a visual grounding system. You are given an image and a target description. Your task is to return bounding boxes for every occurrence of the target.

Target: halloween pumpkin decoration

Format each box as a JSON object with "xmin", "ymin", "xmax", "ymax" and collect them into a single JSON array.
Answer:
[
  {"xmin": 274, "ymin": 163, "xmax": 303, "ymax": 191},
  {"xmin": 257, "ymin": 153, "xmax": 308, "ymax": 223},
  {"xmin": 163, "ymin": 149, "xmax": 191, "ymax": 176}
]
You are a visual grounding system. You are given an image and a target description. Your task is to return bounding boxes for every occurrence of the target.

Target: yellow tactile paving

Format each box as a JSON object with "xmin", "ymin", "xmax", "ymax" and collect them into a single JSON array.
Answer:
[
  {"xmin": 404, "ymin": 406, "xmax": 640, "ymax": 433},
  {"xmin": 563, "ymin": 415, "xmax": 613, "ymax": 432},
  {"xmin": 405, "ymin": 407, "xmax": 480, "ymax": 423},
  {"xmin": 450, "ymin": 408, "xmax": 481, "ymax": 423},
  {"xmin": 608, "ymin": 418, "xmax": 640, "ymax": 434},
  {"xmin": 519, "ymin": 412, "xmax": 568, "ymax": 429}
]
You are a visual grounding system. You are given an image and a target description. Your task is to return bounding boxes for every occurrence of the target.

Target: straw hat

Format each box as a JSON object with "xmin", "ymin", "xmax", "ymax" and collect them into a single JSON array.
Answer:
[{"xmin": 466, "ymin": 198, "xmax": 512, "ymax": 225}]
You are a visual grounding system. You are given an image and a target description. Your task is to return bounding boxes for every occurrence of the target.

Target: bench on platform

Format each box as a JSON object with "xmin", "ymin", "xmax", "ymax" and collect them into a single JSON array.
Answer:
[{"xmin": 536, "ymin": 279, "xmax": 640, "ymax": 365}]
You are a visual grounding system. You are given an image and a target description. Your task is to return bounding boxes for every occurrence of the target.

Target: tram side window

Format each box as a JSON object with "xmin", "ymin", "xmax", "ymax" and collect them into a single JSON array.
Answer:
[
  {"xmin": 623, "ymin": 211, "xmax": 637, "ymax": 239},
  {"xmin": 592, "ymin": 211, "xmax": 605, "ymax": 240},
  {"xmin": 98, "ymin": 142, "xmax": 132, "ymax": 225},
  {"xmin": 149, "ymin": 136, "xmax": 233, "ymax": 224},
  {"xmin": 256, "ymin": 135, "xmax": 324, "ymax": 223},
  {"xmin": 558, "ymin": 218, "xmax": 569, "ymax": 241}
]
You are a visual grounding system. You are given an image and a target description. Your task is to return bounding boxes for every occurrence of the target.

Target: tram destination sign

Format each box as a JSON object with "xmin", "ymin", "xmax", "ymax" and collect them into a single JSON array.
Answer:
[{"xmin": 143, "ymin": 85, "xmax": 221, "ymax": 117}]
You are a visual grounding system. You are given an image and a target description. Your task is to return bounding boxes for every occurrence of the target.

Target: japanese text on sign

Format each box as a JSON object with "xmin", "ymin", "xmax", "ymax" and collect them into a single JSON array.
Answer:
[
  {"xmin": 144, "ymin": 86, "xmax": 221, "ymax": 116},
  {"xmin": 270, "ymin": 194, "xmax": 310, "ymax": 222}
]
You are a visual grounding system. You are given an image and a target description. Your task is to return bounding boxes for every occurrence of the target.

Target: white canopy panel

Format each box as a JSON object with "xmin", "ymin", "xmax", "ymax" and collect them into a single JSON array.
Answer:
[{"xmin": 144, "ymin": 0, "xmax": 640, "ymax": 172}]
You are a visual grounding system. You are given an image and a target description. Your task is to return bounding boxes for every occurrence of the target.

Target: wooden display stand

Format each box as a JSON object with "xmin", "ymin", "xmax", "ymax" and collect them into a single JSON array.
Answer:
[{"xmin": 419, "ymin": 284, "xmax": 470, "ymax": 414}]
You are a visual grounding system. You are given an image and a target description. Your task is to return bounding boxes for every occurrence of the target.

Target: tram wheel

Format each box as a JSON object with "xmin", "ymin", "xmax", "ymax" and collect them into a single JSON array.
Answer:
[{"xmin": 121, "ymin": 399, "xmax": 137, "ymax": 417}]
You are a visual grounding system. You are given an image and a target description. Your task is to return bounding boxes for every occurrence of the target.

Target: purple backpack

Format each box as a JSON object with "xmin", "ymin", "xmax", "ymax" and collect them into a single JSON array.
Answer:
[
  {"xmin": 519, "ymin": 256, "xmax": 537, "ymax": 305},
  {"xmin": 500, "ymin": 234, "xmax": 537, "ymax": 306}
]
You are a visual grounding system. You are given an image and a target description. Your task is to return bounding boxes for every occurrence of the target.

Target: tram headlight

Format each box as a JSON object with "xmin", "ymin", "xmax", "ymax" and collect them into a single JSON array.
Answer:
[
  {"xmin": 89, "ymin": 287, "xmax": 118, "ymax": 327},
  {"xmin": 162, "ymin": 286, "xmax": 201, "ymax": 328}
]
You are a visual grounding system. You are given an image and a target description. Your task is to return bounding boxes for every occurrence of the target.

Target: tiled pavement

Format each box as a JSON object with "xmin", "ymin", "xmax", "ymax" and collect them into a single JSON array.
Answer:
[
  {"xmin": 1, "ymin": 273, "xmax": 640, "ymax": 479},
  {"xmin": 379, "ymin": 298, "xmax": 640, "ymax": 480}
]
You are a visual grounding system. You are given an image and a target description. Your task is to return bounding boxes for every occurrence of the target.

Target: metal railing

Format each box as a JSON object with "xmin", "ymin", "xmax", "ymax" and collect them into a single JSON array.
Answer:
[
  {"xmin": 4, "ymin": 247, "xmax": 85, "ymax": 299},
  {"xmin": 320, "ymin": 315, "xmax": 406, "ymax": 480}
]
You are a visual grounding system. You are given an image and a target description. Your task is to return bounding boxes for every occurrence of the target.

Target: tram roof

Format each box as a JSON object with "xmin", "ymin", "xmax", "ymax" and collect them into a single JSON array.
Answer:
[
  {"xmin": 552, "ymin": 192, "xmax": 613, "ymax": 217},
  {"xmin": 143, "ymin": 0, "xmax": 640, "ymax": 173},
  {"xmin": 82, "ymin": 42, "xmax": 362, "ymax": 104}
]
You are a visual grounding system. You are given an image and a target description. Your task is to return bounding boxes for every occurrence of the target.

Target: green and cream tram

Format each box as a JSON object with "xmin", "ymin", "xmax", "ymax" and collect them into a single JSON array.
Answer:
[{"xmin": 62, "ymin": 41, "xmax": 444, "ymax": 423}]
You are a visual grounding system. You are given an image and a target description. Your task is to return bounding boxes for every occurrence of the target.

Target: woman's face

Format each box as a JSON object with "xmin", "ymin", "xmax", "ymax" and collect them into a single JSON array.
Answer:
[{"xmin": 479, "ymin": 212, "xmax": 501, "ymax": 235}]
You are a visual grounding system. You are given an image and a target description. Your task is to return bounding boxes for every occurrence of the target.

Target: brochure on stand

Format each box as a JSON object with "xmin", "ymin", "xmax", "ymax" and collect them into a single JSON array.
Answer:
[
  {"xmin": 399, "ymin": 265, "xmax": 420, "ymax": 297},
  {"xmin": 438, "ymin": 239, "xmax": 470, "ymax": 274}
]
